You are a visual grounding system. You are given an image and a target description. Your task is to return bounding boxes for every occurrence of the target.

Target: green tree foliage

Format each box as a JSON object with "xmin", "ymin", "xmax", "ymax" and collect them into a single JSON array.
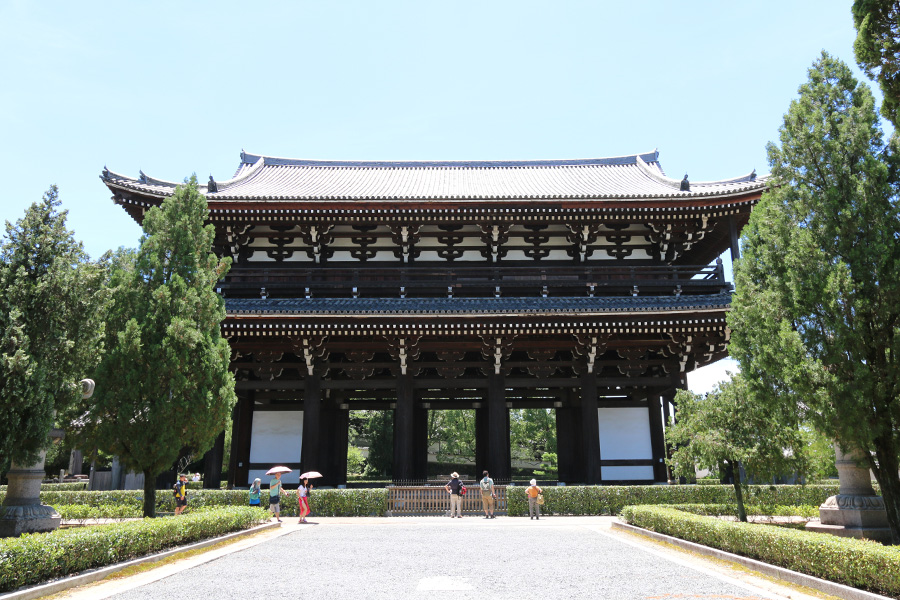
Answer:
[
  {"xmin": 428, "ymin": 409, "xmax": 475, "ymax": 464},
  {"xmin": 666, "ymin": 375, "xmax": 809, "ymax": 522},
  {"xmin": 730, "ymin": 53, "xmax": 900, "ymax": 541},
  {"xmin": 88, "ymin": 177, "xmax": 236, "ymax": 517},
  {"xmin": 362, "ymin": 410, "xmax": 393, "ymax": 478},
  {"xmin": 853, "ymin": 0, "xmax": 900, "ymax": 127},
  {"xmin": 510, "ymin": 408, "xmax": 556, "ymax": 462},
  {"xmin": 0, "ymin": 187, "xmax": 106, "ymax": 469}
]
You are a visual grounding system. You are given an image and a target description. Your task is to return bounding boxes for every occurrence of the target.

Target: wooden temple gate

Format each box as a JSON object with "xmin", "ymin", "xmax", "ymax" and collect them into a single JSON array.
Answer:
[{"xmin": 101, "ymin": 150, "xmax": 765, "ymax": 488}]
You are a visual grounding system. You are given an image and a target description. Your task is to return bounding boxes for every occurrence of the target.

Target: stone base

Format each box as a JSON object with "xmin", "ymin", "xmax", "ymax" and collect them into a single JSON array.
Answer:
[
  {"xmin": 0, "ymin": 504, "xmax": 61, "ymax": 537},
  {"xmin": 806, "ymin": 521, "xmax": 893, "ymax": 544}
]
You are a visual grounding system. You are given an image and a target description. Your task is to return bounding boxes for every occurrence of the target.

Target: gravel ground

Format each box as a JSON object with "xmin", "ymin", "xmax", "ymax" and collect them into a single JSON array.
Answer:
[{"xmin": 106, "ymin": 517, "xmax": 781, "ymax": 600}]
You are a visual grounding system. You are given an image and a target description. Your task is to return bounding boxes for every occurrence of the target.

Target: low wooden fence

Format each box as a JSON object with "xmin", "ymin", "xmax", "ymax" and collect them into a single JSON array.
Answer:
[{"xmin": 388, "ymin": 485, "xmax": 507, "ymax": 516}]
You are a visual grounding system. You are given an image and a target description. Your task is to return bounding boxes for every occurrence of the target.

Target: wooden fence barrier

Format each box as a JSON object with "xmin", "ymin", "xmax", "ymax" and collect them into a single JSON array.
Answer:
[{"xmin": 388, "ymin": 485, "xmax": 507, "ymax": 516}]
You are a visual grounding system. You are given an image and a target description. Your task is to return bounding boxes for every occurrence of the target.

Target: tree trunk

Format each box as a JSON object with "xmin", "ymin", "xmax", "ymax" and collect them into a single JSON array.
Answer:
[
  {"xmin": 871, "ymin": 440, "xmax": 900, "ymax": 544},
  {"xmin": 732, "ymin": 461, "xmax": 747, "ymax": 522},
  {"xmin": 142, "ymin": 470, "xmax": 157, "ymax": 518}
]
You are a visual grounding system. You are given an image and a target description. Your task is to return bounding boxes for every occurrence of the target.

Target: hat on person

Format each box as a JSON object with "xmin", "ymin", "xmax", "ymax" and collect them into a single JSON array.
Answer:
[
  {"xmin": 451, "ymin": 472, "xmax": 459, "ymax": 479},
  {"xmin": 179, "ymin": 473, "xmax": 188, "ymax": 479},
  {"xmin": 530, "ymin": 478, "xmax": 537, "ymax": 486},
  {"xmin": 253, "ymin": 478, "xmax": 261, "ymax": 483}
]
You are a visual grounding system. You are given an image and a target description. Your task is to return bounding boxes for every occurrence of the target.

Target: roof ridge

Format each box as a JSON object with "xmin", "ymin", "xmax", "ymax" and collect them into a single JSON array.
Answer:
[{"xmin": 238, "ymin": 150, "xmax": 662, "ymax": 169}]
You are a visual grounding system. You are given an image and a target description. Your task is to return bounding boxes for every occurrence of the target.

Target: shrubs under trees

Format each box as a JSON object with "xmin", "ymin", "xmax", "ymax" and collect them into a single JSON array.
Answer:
[
  {"xmin": 0, "ymin": 506, "xmax": 269, "ymax": 593},
  {"xmin": 620, "ymin": 505, "xmax": 900, "ymax": 597}
]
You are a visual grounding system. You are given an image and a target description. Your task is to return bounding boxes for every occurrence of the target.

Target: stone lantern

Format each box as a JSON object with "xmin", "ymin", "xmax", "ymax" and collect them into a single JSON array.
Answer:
[
  {"xmin": 806, "ymin": 445, "xmax": 891, "ymax": 544},
  {"xmin": 0, "ymin": 379, "xmax": 94, "ymax": 537}
]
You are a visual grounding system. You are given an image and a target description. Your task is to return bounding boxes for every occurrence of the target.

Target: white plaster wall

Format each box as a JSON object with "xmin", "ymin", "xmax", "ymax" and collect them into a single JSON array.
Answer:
[
  {"xmin": 598, "ymin": 407, "xmax": 653, "ymax": 481},
  {"xmin": 249, "ymin": 410, "xmax": 303, "ymax": 464}
]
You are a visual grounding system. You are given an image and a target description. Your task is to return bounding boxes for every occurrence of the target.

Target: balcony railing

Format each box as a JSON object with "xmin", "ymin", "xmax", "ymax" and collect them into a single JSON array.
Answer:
[{"xmin": 219, "ymin": 262, "xmax": 728, "ymax": 299}]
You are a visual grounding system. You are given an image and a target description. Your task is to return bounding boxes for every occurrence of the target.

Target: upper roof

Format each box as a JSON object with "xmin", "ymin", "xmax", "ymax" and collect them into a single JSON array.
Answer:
[{"xmin": 101, "ymin": 150, "xmax": 766, "ymax": 202}]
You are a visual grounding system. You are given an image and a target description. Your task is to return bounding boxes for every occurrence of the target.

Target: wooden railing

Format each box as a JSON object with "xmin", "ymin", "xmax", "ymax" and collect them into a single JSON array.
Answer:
[
  {"xmin": 387, "ymin": 485, "xmax": 508, "ymax": 516},
  {"xmin": 221, "ymin": 263, "xmax": 728, "ymax": 299}
]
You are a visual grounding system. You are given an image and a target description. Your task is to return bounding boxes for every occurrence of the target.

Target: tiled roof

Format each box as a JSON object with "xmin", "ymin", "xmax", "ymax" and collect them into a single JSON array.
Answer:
[
  {"xmin": 225, "ymin": 293, "xmax": 732, "ymax": 317},
  {"xmin": 101, "ymin": 151, "xmax": 766, "ymax": 202}
]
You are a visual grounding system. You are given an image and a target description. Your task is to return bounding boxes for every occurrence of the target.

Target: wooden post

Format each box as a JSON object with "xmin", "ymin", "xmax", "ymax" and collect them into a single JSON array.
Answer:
[
  {"xmin": 647, "ymin": 394, "xmax": 668, "ymax": 482},
  {"xmin": 392, "ymin": 374, "xmax": 415, "ymax": 481},
  {"xmin": 487, "ymin": 374, "xmax": 511, "ymax": 482},
  {"xmin": 556, "ymin": 390, "xmax": 581, "ymax": 483},
  {"xmin": 413, "ymin": 403, "xmax": 429, "ymax": 481},
  {"xmin": 729, "ymin": 215, "xmax": 741, "ymax": 263},
  {"xmin": 580, "ymin": 373, "xmax": 602, "ymax": 484},
  {"xmin": 229, "ymin": 394, "xmax": 254, "ymax": 488},
  {"xmin": 301, "ymin": 375, "xmax": 322, "ymax": 474},
  {"xmin": 202, "ymin": 430, "xmax": 225, "ymax": 489}
]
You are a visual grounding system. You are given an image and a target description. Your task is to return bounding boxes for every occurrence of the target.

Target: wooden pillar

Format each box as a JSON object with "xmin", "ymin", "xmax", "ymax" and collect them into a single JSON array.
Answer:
[
  {"xmin": 301, "ymin": 375, "xmax": 322, "ymax": 474},
  {"xmin": 413, "ymin": 404, "xmax": 429, "ymax": 481},
  {"xmin": 475, "ymin": 404, "xmax": 488, "ymax": 478},
  {"xmin": 487, "ymin": 374, "xmax": 511, "ymax": 482},
  {"xmin": 321, "ymin": 402, "xmax": 348, "ymax": 487},
  {"xmin": 647, "ymin": 394, "xmax": 668, "ymax": 483},
  {"xmin": 229, "ymin": 394, "xmax": 254, "ymax": 487},
  {"xmin": 729, "ymin": 215, "xmax": 741, "ymax": 263},
  {"xmin": 392, "ymin": 374, "xmax": 415, "ymax": 482},
  {"xmin": 202, "ymin": 430, "xmax": 225, "ymax": 489},
  {"xmin": 580, "ymin": 373, "xmax": 602, "ymax": 485},
  {"xmin": 556, "ymin": 388, "xmax": 581, "ymax": 483}
]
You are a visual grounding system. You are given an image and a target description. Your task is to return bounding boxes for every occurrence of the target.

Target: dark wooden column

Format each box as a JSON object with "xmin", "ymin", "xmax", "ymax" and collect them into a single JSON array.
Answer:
[
  {"xmin": 487, "ymin": 374, "xmax": 511, "ymax": 482},
  {"xmin": 647, "ymin": 394, "xmax": 668, "ymax": 482},
  {"xmin": 392, "ymin": 374, "xmax": 415, "ymax": 482},
  {"xmin": 556, "ymin": 388, "xmax": 581, "ymax": 483},
  {"xmin": 580, "ymin": 373, "xmax": 602, "ymax": 484},
  {"xmin": 413, "ymin": 404, "xmax": 429, "ymax": 481},
  {"xmin": 229, "ymin": 394, "xmax": 254, "ymax": 487},
  {"xmin": 475, "ymin": 404, "xmax": 488, "ymax": 477},
  {"xmin": 729, "ymin": 215, "xmax": 741, "ymax": 263},
  {"xmin": 662, "ymin": 390, "xmax": 675, "ymax": 483},
  {"xmin": 301, "ymin": 375, "xmax": 322, "ymax": 474},
  {"xmin": 321, "ymin": 402, "xmax": 348, "ymax": 487},
  {"xmin": 202, "ymin": 430, "xmax": 225, "ymax": 489}
]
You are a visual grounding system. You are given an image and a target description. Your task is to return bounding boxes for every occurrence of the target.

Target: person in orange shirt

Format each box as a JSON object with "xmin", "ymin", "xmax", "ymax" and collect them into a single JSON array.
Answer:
[{"xmin": 526, "ymin": 478, "xmax": 542, "ymax": 520}]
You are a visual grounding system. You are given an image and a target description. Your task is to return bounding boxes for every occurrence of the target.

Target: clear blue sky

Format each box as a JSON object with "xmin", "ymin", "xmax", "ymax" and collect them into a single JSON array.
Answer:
[{"xmin": 0, "ymin": 1, "xmax": 872, "ymax": 392}]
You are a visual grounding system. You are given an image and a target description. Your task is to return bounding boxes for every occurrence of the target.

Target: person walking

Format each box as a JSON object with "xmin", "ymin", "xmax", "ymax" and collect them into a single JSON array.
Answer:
[
  {"xmin": 526, "ymin": 478, "xmax": 543, "ymax": 520},
  {"xmin": 269, "ymin": 472, "xmax": 284, "ymax": 522},
  {"xmin": 479, "ymin": 470, "xmax": 496, "ymax": 519},
  {"xmin": 249, "ymin": 478, "xmax": 262, "ymax": 506},
  {"xmin": 173, "ymin": 473, "xmax": 188, "ymax": 515},
  {"xmin": 298, "ymin": 476, "xmax": 313, "ymax": 523},
  {"xmin": 445, "ymin": 472, "xmax": 464, "ymax": 518}
]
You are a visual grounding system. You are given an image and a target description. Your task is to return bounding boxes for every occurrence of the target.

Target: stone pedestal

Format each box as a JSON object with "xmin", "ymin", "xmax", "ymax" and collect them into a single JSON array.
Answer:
[
  {"xmin": 806, "ymin": 446, "xmax": 891, "ymax": 543},
  {"xmin": 0, "ymin": 450, "xmax": 61, "ymax": 537}
]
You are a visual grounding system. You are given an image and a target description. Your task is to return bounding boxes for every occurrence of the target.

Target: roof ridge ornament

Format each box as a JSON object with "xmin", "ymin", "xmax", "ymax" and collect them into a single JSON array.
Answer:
[
  {"xmin": 208, "ymin": 175, "xmax": 218, "ymax": 193},
  {"xmin": 680, "ymin": 174, "xmax": 690, "ymax": 192},
  {"xmin": 750, "ymin": 168, "xmax": 757, "ymax": 181},
  {"xmin": 139, "ymin": 170, "xmax": 147, "ymax": 184}
]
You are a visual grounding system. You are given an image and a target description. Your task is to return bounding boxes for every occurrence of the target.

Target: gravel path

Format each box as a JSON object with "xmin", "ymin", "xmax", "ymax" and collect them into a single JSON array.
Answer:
[{"xmin": 107, "ymin": 517, "xmax": 781, "ymax": 600}]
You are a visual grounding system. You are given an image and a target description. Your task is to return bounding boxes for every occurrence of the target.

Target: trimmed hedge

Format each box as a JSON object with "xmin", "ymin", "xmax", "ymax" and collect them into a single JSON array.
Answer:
[
  {"xmin": 0, "ymin": 506, "xmax": 270, "ymax": 593},
  {"xmin": 505, "ymin": 484, "xmax": 839, "ymax": 516},
  {"xmin": 620, "ymin": 505, "xmax": 900, "ymax": 597},
  {"xmin": 660, "ymin": 503, "xmax": 820, "ymax": 519},
  {"xmin": 55, "ymin": 504, "xmax": 143, "ymax": 522},
  {"xmin": 0, "ymin": 488, "xmax": 390, "ymax": 518},
  {"xmin": 0, "ymin": 482, "xmax": 88, "ymax": 492}
]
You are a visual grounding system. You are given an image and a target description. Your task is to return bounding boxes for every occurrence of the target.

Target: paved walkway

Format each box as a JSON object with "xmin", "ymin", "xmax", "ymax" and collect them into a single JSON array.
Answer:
[{"xmin": 51, "ymin": 516, "xmax": 843, "ymax": 600}]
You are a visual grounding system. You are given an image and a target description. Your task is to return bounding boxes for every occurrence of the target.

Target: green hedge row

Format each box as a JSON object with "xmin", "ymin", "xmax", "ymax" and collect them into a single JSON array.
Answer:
[
  {"xmin": 55, "ymin": 504, "xmax": 143, "ymax": 522},
  {"xmin": 620, "ymin": 505, "xmax": 900, "ymax": 597},
  {"xmin": 505, "ymin": 484, "xmax": 839, "ymax": 516},
  {"xmin": 0, "ymin": 482, "xmax": 88, "ymax": 492},
  {"xmin": 0, "ymin": 506, "xmax": 270, "ymax": 593},
  {"xmin": 661, "ymin": 503, "xmax": 820, "ymax": 518},
  {"xmin": 0, "ymin": 488, "xmax": 390, "ymax": 518}
]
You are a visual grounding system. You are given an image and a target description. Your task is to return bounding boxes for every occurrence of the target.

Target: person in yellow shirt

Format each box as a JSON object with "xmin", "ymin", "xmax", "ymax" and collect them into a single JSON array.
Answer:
[{"xmin": 526, "ymin": 478, "xmax": 542, "ymax": 520}]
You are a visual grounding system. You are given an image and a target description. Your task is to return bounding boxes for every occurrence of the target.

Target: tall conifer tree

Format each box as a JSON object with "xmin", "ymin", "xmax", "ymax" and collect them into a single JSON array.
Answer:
[
  {"xmin": 730, "ymin": 53, "xmax": 900, "ymax": 542},
  {"xmin": 0, "ymin": 187, "xmax": 106, "ymax": 469},
  {"xmin": 90, "ymin": 176, "xmax": 236, "ymax": 517}
]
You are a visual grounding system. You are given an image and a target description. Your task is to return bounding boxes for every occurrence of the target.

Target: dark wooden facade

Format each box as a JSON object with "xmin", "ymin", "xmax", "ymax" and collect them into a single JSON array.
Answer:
[{"xmin": 101, "ymin": 151, "xmax": 765, "ymax": 486}]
